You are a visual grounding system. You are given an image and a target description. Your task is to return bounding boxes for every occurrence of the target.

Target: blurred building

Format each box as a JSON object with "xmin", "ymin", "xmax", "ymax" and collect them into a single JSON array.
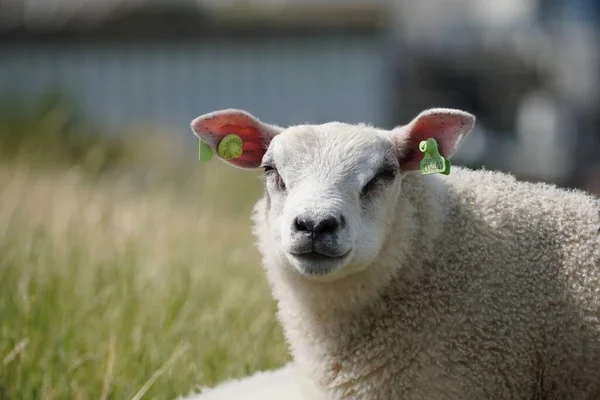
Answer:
[
  {"xmin": 0, "ymin": 0, "xmax": 388, "ymax": 134},
  {"xmin": 389, "ymin": 0, "xmax": 600, "ymax": 191},
  {"xmin": 1, "ymin": 0, "xmax": 599, "ymax": 193}
]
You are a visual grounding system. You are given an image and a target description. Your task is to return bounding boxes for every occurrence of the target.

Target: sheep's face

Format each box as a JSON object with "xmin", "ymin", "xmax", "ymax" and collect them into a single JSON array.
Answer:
[
  {"xmin": 191, "ymin": 108, "xmax": 474, "ymax": 281},
  {"xmin": 260, "ymin": 124, "xmax": 402, "ymax": 280}
]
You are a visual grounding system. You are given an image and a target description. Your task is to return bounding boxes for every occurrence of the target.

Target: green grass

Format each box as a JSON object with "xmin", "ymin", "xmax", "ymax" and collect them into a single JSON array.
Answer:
[{"xmin": 0, "ymin": 100, "xmax": 289, "ymax": 399}]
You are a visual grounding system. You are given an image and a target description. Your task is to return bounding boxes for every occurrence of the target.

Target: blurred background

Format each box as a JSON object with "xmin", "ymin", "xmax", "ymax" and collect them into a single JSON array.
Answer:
[
  {"xmin": 0, "ymin": 0, "xmax": 599, "ymax": 398},
  {"xmin": 2, "ymin": 0, "xmax": 600, "ymax": 189}
]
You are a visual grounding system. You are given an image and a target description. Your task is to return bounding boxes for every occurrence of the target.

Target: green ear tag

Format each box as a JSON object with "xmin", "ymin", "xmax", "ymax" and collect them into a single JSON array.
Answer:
[
  {"xmin": 199, "ymin": 141, "xmax": 213, "ymax": 162},
  {"xmin": 419, "ymin": 138, "xmax": 451, "ymax": 175},
  {"xmin": 217, "ymin": 134, "xmax": 243, "ymax": 160}
]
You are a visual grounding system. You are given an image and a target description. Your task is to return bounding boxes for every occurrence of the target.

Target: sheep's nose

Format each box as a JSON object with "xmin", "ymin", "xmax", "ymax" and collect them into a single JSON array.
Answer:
[{"xmin": 293, "ymin": 214, "xmax": 343, "ymax": 236}]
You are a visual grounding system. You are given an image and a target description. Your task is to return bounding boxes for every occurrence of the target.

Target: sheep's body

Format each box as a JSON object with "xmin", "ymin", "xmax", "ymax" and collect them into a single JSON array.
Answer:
[
  {"xmin": 191, "ymin": 107, "xmax": 600, "ymax": 399},
  {"xmin": 254, "ymin": 167, "xmax": 600, "ymax": 399},
  {"xmin": 181, "ymin": 363, "xmax": 306, "ymax": 400}
]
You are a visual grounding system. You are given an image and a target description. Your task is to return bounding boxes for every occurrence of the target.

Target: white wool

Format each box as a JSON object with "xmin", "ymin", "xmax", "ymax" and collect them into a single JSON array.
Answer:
[
  {"xmin": 253, "ymin": 167, "xmax": 600, "ymax": 399},
  {"xmin": 180, "ymin": 363, "xmax": 306, "ymax": 400},
  {"xmin": 190, "ymin": 107, "xmax": 600, "ymax": 399}
]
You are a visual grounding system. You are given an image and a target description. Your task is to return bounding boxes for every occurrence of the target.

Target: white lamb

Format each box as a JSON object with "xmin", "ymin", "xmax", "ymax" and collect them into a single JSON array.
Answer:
[{"xmin": 189, "ymin": 107, "xmax": 600, "ymax": 399}]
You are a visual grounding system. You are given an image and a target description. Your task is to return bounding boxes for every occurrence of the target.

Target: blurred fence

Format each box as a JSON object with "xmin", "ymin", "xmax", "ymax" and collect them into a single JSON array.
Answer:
[{"xmin": 0, "ymin": 25, "xmax": 388, "ymax": 142}]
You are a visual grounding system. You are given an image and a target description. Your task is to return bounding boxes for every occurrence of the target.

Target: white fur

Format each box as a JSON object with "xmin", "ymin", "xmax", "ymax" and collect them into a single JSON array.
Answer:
[
  {"xmin": 262, "ymin": 122, "xmax": 401, "ymax": 281},
  {"xmin": 190, "ymin": 108, "xmax": 600, "ymax": 399},
  {"xmin": 180, "ymin": 364, "xmax": 306, "ymax": 400}
]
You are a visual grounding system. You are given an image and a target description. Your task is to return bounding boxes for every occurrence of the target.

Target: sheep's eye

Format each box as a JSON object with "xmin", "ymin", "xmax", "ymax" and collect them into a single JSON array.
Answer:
[
  {"xmin": 262, "ymin": 165, "xmax": 286, "ymax": 191},
  {"xmin": 360, "ymin": 168, "xmax": 397, "ymax": 197}
]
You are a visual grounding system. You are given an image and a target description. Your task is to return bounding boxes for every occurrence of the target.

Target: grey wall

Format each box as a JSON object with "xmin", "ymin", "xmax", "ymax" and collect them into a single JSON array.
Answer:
[{"xmin": 0, "ymin": 35, "xmax": 388, "ymax": 140}]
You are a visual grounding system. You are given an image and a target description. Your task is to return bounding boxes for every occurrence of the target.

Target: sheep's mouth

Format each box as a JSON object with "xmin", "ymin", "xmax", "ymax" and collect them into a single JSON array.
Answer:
[
  {"xmin": 292, "ymin": 250, "xmax": 350, "ymax": 262},
  {"xmin": 288, "ymin": 250, "xmax": 351, "ymax": 276}
]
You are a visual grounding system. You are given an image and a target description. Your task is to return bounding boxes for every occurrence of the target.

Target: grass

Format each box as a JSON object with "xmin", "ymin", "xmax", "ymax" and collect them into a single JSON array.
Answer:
[{"xmin": 0, "ymin": 99, "xmax": 290, "ymax": 399}]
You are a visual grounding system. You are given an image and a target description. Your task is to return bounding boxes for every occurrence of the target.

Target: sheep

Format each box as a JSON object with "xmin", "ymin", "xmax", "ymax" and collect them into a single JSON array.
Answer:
[
  {"xmin": 180, "ymin": 363, "xmax": 306, "ymax": 400},
  {"xmin": 190, "ymin": 108, "xmax": 600, "ymax": 399}
]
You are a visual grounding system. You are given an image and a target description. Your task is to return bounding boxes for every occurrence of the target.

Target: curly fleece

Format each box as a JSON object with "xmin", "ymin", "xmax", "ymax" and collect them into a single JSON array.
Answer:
[{"xmin": 254, "ymin": 167, "xmax": 600, "ymax": 400}]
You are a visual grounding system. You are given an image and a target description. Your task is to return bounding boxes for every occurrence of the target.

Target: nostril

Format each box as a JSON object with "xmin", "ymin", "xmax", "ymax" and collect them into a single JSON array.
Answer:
[
  {"xmin": 294, "ymin": 217, "xmax": 312, "ymax": 232},
  {"xmin": 340, "ymin": 214, "xmax": 346, "ymax": 228},
  {"xmin": 314, "ymin": 216, "xmax": 339, "ymax": 234},
  {"xmin": 294, "ymin": 214, "xmax": 343, "ymax": 235}
]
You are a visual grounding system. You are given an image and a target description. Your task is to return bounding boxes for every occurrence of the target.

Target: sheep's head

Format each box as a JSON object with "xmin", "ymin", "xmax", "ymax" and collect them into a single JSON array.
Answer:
[{"xmin": 191, "ymin": 108, "xmax": 474, "ymax": 281}]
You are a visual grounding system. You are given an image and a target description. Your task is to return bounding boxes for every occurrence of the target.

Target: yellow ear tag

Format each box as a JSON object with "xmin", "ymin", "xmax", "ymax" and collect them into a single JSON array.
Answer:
[{"xmin": 217, "ymin": 134, "xmax": 243, "ymax": 160}]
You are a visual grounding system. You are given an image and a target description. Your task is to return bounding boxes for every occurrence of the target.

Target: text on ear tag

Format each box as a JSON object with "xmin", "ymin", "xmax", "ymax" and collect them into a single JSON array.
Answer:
[
  {"xmin": 419, "ymin": 138, "xmax": 450, "ymax": 175},
  {"xmin": 218, "ymin": 134, "xmax": 243, "ymax": 160}
]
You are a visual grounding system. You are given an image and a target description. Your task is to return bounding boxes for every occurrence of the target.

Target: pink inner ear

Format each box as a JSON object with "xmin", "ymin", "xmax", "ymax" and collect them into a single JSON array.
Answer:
[
  {"xmin": 192, "ymin": 111, "xmax": 278, "ymax": 168},
  {"xmin": 398, "ymin": 111, "xmax": 473, "ymax": 171}
]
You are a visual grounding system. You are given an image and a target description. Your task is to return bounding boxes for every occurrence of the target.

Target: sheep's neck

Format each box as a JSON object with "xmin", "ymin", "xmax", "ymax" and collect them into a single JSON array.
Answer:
[{"xmin": 259, "ymin": 173, "xmax": 446, "ymax": 395}]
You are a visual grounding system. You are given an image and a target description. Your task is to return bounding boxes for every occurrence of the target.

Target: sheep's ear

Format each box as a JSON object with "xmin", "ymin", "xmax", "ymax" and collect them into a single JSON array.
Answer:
[
  {"xmin": 391, "ymin": 108, "xmax": 475, "ymax": 171},
  {"xmin": 191, "ymin": 109, "xmax": 283, "ymax": 169}
]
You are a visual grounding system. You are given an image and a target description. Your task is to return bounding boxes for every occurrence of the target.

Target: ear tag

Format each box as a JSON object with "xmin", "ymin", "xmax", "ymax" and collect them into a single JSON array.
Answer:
[
  {"xmin": 199, "ymin": 140, "xmax": 214, "ymax": 162},
  {"xmin": 198, "ymin": 134, "xmax": 243, "ymax": 162},
  {"xmin": 419, "ymin": 138, "xmax": 450, "ymax": 175},
  {"xmin": 217, "ymin": 134, "xmax": 244, "ymax": 160}
]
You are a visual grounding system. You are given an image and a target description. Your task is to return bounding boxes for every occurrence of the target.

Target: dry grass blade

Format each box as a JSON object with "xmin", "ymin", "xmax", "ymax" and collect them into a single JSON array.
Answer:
[
  {"xmin": 100, "ymin": 335, "xmax": 117, "ymax": 400},
  {"xmin": 130, "ymin": 342, "xmax": 188, "ymax": 400},
  {"xmin": 2, "ymin": 338, "xmax": 29, "ymax": 367}
]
